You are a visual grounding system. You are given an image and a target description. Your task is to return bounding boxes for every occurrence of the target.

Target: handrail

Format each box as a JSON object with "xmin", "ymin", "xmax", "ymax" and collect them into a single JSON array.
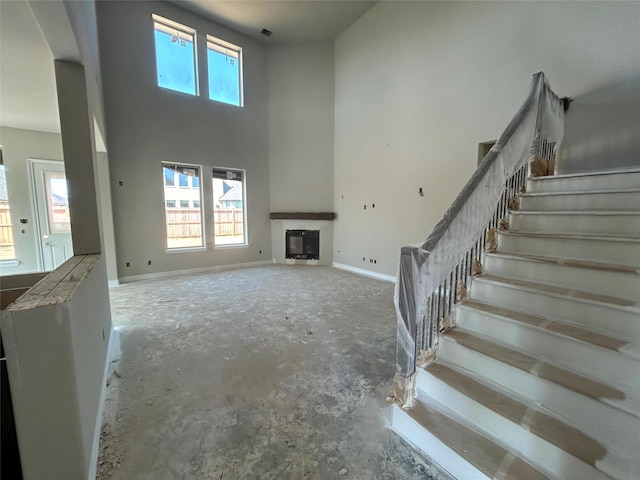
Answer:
[{"xmin": 389, "ymin": 72, "xmax": 565, "ymax": 407}]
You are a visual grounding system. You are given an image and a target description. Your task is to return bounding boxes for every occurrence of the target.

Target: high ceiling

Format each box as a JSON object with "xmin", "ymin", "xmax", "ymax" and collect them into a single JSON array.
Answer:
[
  {"xmin": 0, "ymin": 0, "xmax": 60, "ymax": 134},
  {"xmin": 0, "ymin": 0, "xmax": 376, "ymax": 139},
  {"xmin": 173, "ymin": 1, "xmax": 376, "ymax": 44}
]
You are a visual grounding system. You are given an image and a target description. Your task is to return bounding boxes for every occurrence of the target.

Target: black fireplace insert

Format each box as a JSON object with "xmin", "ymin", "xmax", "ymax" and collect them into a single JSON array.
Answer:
[{"xmin": 286, "ymin": 230, "xmax": 320, "ymax": 260}]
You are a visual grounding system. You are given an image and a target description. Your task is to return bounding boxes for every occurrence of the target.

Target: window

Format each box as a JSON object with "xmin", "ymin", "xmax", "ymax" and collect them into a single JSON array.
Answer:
[
  {"xmin": 162, "ymin": 164, "xmax": 203, "ymax": 249},
  {"xmin": 0, "ymin": 162, "xmax": 16, "ymax": 260},
  {"xmin": 164, "ymin": 168, "xmax": 175, "ymax": 186},
  {"xmin": 207, "ymin": 36, "xmax": 243, "ymax": 107},
  {"xmin": 153, "ymin": 15, "xmax": 197, "ymax": 96},
  {"xmin": 45, "ymin": 173, "xmax": 71, "ymax": 234},
  {"xmin": 212, "ymin": 167, "xmax": 246, "ymax": 246},
  {"xmin": 178, "ymin": 172, "xmax": 189, "ymax": 187}
]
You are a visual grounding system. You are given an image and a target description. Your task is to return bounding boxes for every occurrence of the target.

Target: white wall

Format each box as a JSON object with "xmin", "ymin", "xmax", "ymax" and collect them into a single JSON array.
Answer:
[
  {"xmin": 268, "ymin": 42, "xmax": 335, "ymax": 263},
  {"xmin": 97, "ymin": 1, "xmax": 271, "ymax": 279},
  {"xmin": 333, "ymin": 1, "xmax": 640, "ymax": 277},
  {"xmin": 0, "ymin": 127, "xmax": 64, "ymax": 275},
  {"xmin": 1, "ymin": 255, "xmax": 112, "ymax": 480}
]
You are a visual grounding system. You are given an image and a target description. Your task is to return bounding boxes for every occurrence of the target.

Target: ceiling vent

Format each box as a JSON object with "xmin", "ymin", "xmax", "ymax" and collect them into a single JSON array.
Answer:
[{"xmin": 260, "ymin": 28, "xmax": 272, "ymax": 37}]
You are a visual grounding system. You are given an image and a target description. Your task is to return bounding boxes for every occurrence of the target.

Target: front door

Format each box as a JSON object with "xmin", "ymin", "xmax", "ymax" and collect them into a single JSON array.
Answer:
[{"xmin": 30, "ymin": 160, "xmax": 73, "ymax": 271}]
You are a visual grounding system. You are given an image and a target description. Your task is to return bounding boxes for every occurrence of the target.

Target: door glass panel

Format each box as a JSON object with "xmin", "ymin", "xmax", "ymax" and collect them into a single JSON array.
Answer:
[
  {"xmin": 0, "ymin": 165, "xmax": 16, "ymax": 260},
  {"xmin": 45, "ymin": 173, "xmax": 71, "ymax": 234}
]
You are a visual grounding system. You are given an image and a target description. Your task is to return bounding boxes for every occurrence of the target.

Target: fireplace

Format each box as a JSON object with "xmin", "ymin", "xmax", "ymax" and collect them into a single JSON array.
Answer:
[{"xmin": 286, "ymin": 230, "xmax": 320, "ymax": 260}]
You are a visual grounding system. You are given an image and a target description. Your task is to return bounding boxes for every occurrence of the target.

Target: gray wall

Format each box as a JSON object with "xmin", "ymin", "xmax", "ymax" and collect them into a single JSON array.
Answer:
[
  {"xmin": 333, "ymin": 1, "xmax": 640, "ymax": 277},
  {"xmin": 97, "ymin": 1, "xmax": 271, "ymax": 279},
  {"xmin": 561, "ymin": 73, "xmax": 640, "ymax": 174},
  {"xmin": 268, "ymin": 42, "xmax": 334, "ymax": 212},
  {"xmin": 96, "ymin": 151, "xmax": 118, "ymax": 282},
  {"xmin": 0, "ymin": 127, "xmax": 64, "ymax": 275}
]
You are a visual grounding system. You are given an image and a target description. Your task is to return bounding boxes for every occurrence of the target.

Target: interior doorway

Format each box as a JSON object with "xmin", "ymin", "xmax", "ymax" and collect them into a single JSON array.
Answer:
[
  {"xmin": 29, "ymin": 159, "xmax": 73, "ymax": 271},
  {"xmin": 478, "ymin": 140, "xmax": 497, "ymax": 166}
]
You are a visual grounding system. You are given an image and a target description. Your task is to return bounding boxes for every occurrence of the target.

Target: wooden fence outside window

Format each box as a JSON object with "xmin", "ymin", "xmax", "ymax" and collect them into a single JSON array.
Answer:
[
  {"xmin": 0, "ymin": 203, "xmax": 16, "ymax": 260},
  {"xmin": 165, "ymin": 208, "xmax": 244, "ymax": 239}
]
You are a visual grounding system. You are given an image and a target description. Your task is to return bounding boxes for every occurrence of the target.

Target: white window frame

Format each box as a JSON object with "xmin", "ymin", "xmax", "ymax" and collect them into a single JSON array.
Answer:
[
  {"xmin": 162, "ymin": 162, "xmax": 206, "ymax": 252},
  {"xmin": 212, "ymin": 166, "xmax": 248, "ymax": 248},
  {"xmin": 206, "ymin": 35, "xmax": 244, "ymax": 107},
  {"xmin": 152, "ymin": 14, "xmax": 199, "ymax": 96}
]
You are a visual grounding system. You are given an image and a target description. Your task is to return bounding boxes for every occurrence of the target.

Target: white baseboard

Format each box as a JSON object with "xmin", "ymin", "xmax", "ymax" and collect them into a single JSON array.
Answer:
[
  {"xmin": 332, "ymin": 262, "xmax": 396, "ymax": 283},
  {"xmin": 88, "ymin": 326, "xmax": 114, "ymax": 480},
  {"xmin": 108, "ymin": 279, "xmax": 120, "ymax": 288},
  {"xmin": 118, "ymin": 260, "xmax": 273, "ymax": 284}
]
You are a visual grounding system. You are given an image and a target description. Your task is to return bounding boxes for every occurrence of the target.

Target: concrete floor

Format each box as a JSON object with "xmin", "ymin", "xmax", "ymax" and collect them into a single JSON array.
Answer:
[{"xmin": 97, "ymin": 265, "xmax": 451, "ymax": 480}]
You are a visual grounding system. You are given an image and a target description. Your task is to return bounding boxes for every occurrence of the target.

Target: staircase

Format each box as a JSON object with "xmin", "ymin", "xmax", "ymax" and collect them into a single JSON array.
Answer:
[{"xmin": 391, "ymin": 167, "xmax": 640, "ymax": 480}]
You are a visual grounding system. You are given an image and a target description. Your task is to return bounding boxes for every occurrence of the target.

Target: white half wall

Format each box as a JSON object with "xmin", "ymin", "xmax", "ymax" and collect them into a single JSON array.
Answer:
[
  {"xmin": 1, "ymin": 255, "xmax": 112, "ymax": 480},
  {"xmin": 333, "ymin": 1, "xmax": 640, "ymax": 277}
]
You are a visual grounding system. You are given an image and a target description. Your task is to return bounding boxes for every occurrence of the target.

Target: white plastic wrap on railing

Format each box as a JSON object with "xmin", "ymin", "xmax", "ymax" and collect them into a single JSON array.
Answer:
[{"xmin": 393, "ymin": 72, "xmax": 565, "ymax": 382}]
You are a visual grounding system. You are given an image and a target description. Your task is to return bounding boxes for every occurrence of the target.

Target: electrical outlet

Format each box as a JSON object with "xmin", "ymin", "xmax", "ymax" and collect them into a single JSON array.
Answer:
[{"xmin": 126, "ymin": 262, "xmax": 130, "ymax": 267}]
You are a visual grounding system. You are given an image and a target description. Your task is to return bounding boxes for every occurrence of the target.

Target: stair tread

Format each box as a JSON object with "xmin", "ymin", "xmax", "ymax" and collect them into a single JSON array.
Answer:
[
  {"xmin": 511, "ymin": 210, "xmax": 640, "ymax": 215},
  {"xmin": 459, "ymin": 300, "xmax": 630, "ymax": 353},
  {"xmin": 521, "ymin": 188, "xmax": 640, "ymax": 197},
  {"xmin": 485, "ymin": 251, "xmax": 640, "ymax": 275},
  {"xmin": 406, "ymin": 399, "xmax": 550, "ymax": 480},
  {"xmin": 425, "ymin": 363, "xmax": 608, "ymax": 467},
  {"xmin": 499, "ymin": 230, "xmax": 640, "ymax": 243},
  {"xmin": 476, "ymin": 274, "xmax": 638, "ymax": 309},
  {"xmin": 529, "ymin": 167, "xmax": 640, "ymax": 181},
  {"xmin": 444, "ymin": 329, "xmax": 626, "ymax": 402}
]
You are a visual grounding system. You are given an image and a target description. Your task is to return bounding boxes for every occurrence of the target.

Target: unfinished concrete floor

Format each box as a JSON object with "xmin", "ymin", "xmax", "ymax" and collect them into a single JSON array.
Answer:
[{"xmin": 98, "ymin": 265, "xmax": 451, "ymax": 480}]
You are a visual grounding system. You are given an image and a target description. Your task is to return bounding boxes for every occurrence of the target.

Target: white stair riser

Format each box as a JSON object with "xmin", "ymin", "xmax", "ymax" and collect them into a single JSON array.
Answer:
[
  {"xmin": 416, "ymin": 372, "xmax": 619, "ymax": 480},
  {"xmin": 455, "ymin": 307, "xmax": 640, "ymax": 388},
  {"xmin": 391, "ymin": 405, "xmax": 490, "ymax": 480},
  {"xmin": 509, "ymin": 212, "xmax": 640, "ymax": 237},
  {"xmin": 497, "ymin": 233, "xmax": 640, "ymax": 266},
  {"xmin": 439, "ymin": 338, "xmax": 640, "ymax": 450},
  {"xmin": 484, "ymin": 254, "xmax": 640, "ymax": 299},
  {"xmin": 470, "ymin": 280, "xmax": 640, "ymax": 341},
  {"xmin": 527, "ymin": 171, "xmax": 640, "ymax": 194},
  {"xmin": 520, "ymin": 191, "xmax": 640, "ymax": 212}
]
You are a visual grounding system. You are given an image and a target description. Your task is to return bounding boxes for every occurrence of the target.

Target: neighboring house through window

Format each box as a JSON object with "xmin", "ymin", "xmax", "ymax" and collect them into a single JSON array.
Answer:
[
  {"xmin": 212, "ymin": 167, "xmax": 246, "ymax": 246},
  {"xmin": 162, "ymin": 163, "xmax": 203, "ymax": 249}
]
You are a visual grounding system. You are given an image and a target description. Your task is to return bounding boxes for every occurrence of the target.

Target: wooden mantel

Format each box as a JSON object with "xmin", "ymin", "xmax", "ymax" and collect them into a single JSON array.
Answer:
[{"xmin": 270, "ymin": 212, "xmax": 336, "ymax": 221}]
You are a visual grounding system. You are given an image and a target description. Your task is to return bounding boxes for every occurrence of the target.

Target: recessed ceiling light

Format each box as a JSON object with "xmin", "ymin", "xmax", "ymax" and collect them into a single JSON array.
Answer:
[{"xmin": 260, "ymin": 28, "xmax": 272, "ymax": 37}]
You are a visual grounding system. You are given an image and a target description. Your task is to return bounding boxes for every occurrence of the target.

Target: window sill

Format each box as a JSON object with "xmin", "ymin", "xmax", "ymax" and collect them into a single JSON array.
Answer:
[
  {"xmin": 0, "ymin": 259, "xmax": 20, "ymax": 268},
  {"xmin": 213, "ymin": 243, "xmax": 249, "ymax": 250},
  {"xmin": 165, "ymin": 246, "xmax": 207, "ymax": 254}
]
